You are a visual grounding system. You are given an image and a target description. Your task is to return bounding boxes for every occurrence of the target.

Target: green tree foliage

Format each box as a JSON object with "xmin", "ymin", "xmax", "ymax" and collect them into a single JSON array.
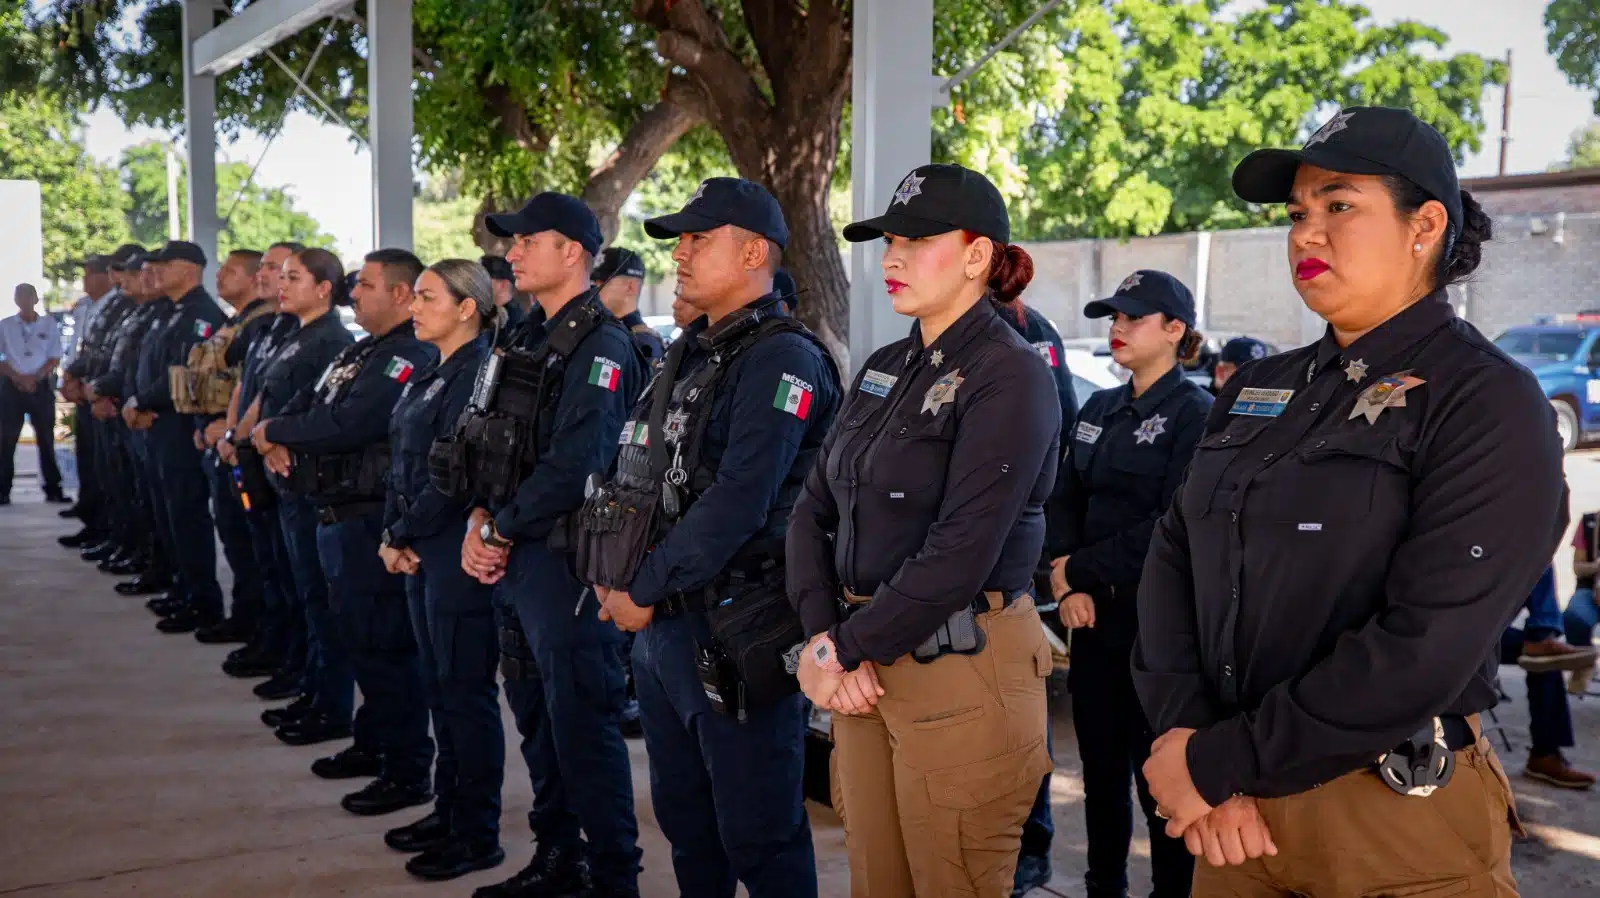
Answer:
[
  {"xmin": 1553, "ymin": 120, "xmax": 1600, "ymax": 170},
  {"xmin": 0, "ymin": 94, "xmax": 129, "ymax": 282},
  {"xmin": 118, "ymin": 141, "xmax": 335, "ymax": 257},
  {"xmin": 934, "ymin": 0, "xmax": 1506, "ymax": 240},
  {"xmin": 413, "ymin": 172, "xmax": 485, "ymax": 264},
  {"xmin": 1547, "ymin": 0, "xmax": 1600, "ymax": 113}
]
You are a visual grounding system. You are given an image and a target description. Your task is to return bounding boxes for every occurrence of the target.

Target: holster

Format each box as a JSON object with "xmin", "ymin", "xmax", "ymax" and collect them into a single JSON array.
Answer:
[
  {"xmin": 701, "ymin": 570, "xmax": 805, "ymax": 711},
  {"xmin": 573, "ymin": 480, "xmax": 662, "ymax": 589},
  {"xmin": 911, "ymin": 606, "xmax": 987, "ymax": 663}
]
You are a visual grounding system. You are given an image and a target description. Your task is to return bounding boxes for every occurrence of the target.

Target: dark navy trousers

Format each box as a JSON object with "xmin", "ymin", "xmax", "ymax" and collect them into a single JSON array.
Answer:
[
  {"xmin": 497, "ymin": 542, "xmax": 640, "ymax": 891},
  {"xmin": 318, "ymin": 510, "xmax": 432, "ymax": 787},
  {"xmin": 632, "ymin": 612, "xmax": 816, "ymax": 898},
  {"xmin": 410, "ymin": 531, "xmax": 503, "ymax": 845},
  {"xmin": 278, "ymin": 495, "xmax": 339, "ymax": 712},
  {"xmin": 147, "ymin": 415, "xmax": 223, "ymax": 618},
  {"xmin": 243, "ymin": 493, "xmax": 298, "ymax": 666},
  {"xmin": 202, "ymin": 450, "xmax": 262, "ymax": 625}
]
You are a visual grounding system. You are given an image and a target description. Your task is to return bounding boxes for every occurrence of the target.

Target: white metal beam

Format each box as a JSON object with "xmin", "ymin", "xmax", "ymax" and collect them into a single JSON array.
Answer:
[
  {"xmin": 368, "ymin": 0, "xmax": 415, "ymax": 251},
  {"xmin": 191, "ymin": 0, "xmax": 353, "ymax": 76},
  {"xmin": 181, "ymin": 0, "xmax": 219, "ymax": 280}
]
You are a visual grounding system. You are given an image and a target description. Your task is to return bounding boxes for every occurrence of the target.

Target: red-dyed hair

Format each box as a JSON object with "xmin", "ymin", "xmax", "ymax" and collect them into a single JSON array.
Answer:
[{"xmin": 961, "ymin": 230, "xmax": 1033, "ymax": 324}]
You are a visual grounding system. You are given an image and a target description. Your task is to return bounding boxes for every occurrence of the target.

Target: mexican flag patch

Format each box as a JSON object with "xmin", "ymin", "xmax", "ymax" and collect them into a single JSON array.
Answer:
[
  {"xmin": 384, "ymin": 357, "xmax": 415, "ymax": 383},
  {"xmin": 588, "ymin": 356, "xmax": 621, "ymax": 392},
  {"xmin": 195, "ymin": 320, "xmax": 213, "ymax": 339},
  {"xmin": 1033, "ymin": 341, "xmax": 1058, "ymax": 367},
  {"xmin": 773, "ymin": 373, "xmax": 814, "ymax": 420}
]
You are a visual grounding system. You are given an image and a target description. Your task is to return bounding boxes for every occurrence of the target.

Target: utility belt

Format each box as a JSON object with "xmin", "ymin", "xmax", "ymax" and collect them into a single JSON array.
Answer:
[
  {"xmin": 317, "ymin": 501, "xmax": 387, "ymax": 526},
  {"xmin": 283, "ymin": 444, "xmax": 391, "ymax": 504},
  {"xmin": 1374, "ymin": 713, "xmax": 1479, "ymax": 797},
  {"xmin": 687, "ymin": 560, "xmax": 806, "ymax": 723},
  {"xmin": 229, "ymin": 445, "xmax": 278, "ymax": 512},
  {"xmin": 840, "ymin": 588, "xmax": 1027, "ymax": 663}
]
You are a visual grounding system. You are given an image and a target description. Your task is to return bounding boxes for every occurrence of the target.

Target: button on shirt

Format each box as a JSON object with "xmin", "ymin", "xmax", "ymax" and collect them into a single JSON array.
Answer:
[
  {"xmin": 0, "ymin": 313, "xmax": 62, "ymax": 376},
  {"xmin": 787, "ymin": 299, "xmax": 1061, "ymax": 670},
  {"xmin": 1132, "ymin": 292, "xmax": 1569, "ymax": 806}
]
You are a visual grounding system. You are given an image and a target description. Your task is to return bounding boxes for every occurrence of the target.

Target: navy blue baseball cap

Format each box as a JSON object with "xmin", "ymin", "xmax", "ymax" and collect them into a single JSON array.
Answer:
[
  {"xmin": 1084, "ymin": 270, "xmax": 1196, "ymax": 327},
  {"xmin": 146, "ymin": 240, "xmax": 208, "ymax": 267},
  {"xmin": 485, "ymin": 193, "xmax": 604, "ymax": 256},
  {"xmin": 592, "ymin": 246, "xmax": 646, "ymax": 281},
  {"xmin": 645, "ymin": 178, "xmax": 789, "ymax": 250},
  {"xmin": 1219, "ymin": 336, "xmax": 1270, "ymax": 366},
  {"xmin": 843, "ymin": 163, "xmax": 1010, "ymax": 246},
  {"xmin": 108, "ymin": 243, "xmax": 147, "ymax": 271}
]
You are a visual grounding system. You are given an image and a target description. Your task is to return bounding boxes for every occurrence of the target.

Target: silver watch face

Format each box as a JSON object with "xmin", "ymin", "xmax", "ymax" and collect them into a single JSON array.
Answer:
[{"xmin": 480, "ymin": 521, "xmax": 494, "ymax": 542}]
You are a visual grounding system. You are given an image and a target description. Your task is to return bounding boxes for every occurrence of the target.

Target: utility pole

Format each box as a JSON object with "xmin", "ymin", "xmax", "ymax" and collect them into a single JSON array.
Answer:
[
  {"xmin": 1499, "ymin": 48, "xmax": 1513, "ymax": 177},
  {"xmin": 166, "ymin": 144, "xmax": 182, "ymax": 240}
]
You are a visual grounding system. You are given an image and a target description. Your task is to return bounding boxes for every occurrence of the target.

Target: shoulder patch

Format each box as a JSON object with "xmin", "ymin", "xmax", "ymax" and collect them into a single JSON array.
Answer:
[
  {"xmin": 383, "ymin": 357, "xmax": 415, "ymax": 383},
  {"xmin": 774, "ymin": 373, "xmax": 815, "ymax": 419},
  {"xmin": 1033, "ymin": 341, "xmax": 1059, "ymax": 367},
  {"xmin": 588, "ymin": 356, "xmax": 622, "ymax": 391},
  {"xmin": 194, "ymin": 320, "xmax": 213, "ymax": 339}
]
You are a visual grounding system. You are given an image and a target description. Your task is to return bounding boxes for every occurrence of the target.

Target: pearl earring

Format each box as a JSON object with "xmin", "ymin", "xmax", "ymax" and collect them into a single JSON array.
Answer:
[{"xmin": 1414, "ymin": 243, "xmax": 1422, "ymax": 252}]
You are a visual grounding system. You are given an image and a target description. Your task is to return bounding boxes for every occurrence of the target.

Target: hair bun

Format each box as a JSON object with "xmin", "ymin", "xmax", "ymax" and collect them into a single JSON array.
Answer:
[
  {"xmin": 1442, "ymin": 189, "xmax": 1491, "ymax": 287},
  {"xmin": 988, "ymin": 243, "xmax": 1034, "ymax": 304}
]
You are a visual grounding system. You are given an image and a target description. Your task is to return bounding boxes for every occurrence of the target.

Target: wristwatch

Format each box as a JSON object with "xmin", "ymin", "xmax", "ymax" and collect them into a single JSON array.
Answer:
[
  {"xmin": 811, "ymin": 637, "xmax": 836, "ymax": 669},
  {"xmin": 480, "ymin": 520, "xmax": 513, "ymax": 549},
  {"xmin": 222, "ymin": 427, "xmax": 237, "ymax": 445},
  {"xmin": 380, "ymin": 528, "xmax": 394, "ymax": 549}
]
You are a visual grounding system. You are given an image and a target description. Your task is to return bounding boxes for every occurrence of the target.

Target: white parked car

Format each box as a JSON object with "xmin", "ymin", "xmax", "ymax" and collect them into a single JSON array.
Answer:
[{"xmin": 1062, "ymin": 346, "xmax": 1124, "ymax": 407}]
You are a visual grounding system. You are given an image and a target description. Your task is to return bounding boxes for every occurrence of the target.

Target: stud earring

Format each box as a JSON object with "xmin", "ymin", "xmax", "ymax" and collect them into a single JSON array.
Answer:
[{"xmin": 1414, "ymin": 243, "xmax": 1423, "ymax": 252}]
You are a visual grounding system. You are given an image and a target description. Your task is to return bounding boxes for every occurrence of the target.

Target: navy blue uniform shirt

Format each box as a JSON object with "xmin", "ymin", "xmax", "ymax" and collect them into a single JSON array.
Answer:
[
  {"xmin": 131, "ymin": 287, "xmax": 226, "ymax": 414},
  {"xmin": 255, "ymin": 312, "xmax": 353, "ymax": 420},
  {"xmin": 267, "ymin": 320, "xmax": 436, "ymax": 456},
  {"xmin": 627, "ymin": 295, "xmax": 840, "ymax": 608},
  {"xmin": 1133, "ymin": 292, "xmax": 1568, "ymax": 806},
  {"xmin": 1017, "ymin": 304, "xmax": 1078, "ymax": 427},
  {"xmin": 100, "ymin": 298, "xmax": 170, "ymax": 402},
  {"xmin": 66, "ymin": 289, "xmax": 134, "ymax": 381},
  {"xmin": 239, "ymin": 313, "xmax": 299, "ymax": 413},
  {"xmin": 489, "ymin": 291, "xmax": 645, "ymax": 542},
  {"xmin": 383, "ymin": 333, "xmax": 491, "ymax": 548},
  {"xmin": 787, "ymin": 298, "xmax": 1060, "ymax": 670}
]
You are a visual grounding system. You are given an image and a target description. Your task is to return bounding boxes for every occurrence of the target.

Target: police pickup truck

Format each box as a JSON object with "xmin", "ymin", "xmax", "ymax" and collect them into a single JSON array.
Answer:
[{"xmin": 1496, "ymin": 313, "xmax": 1600, "ymax": 451}]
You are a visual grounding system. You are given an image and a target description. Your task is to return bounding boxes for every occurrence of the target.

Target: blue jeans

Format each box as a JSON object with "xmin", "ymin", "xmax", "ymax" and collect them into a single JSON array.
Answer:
[
  {"xmin": 1567, "ymin": 587, "xmax": 1598, "ymax": 648},
  {"xmin": 1524, "ymin": 567, "xmax": 1563, "ymax": 639},
  {"xmin": 1501, "ymin": 627, "xmax": 1574, "ymax": 756},
  {"xmin": 632, "ymin": 612, "xmax": 816, "ymax": 898}
]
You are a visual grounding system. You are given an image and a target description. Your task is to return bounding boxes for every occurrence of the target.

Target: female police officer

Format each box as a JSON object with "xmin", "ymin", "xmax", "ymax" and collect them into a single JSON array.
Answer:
[
  {"xmin": 1051, "ymin": 269, "xmax": 1211, "ymax": 898},
  {"xmin": 1135, "ymin": 106, "xmax": 1567, "ymax": 897},
  {"xmin": 788, "ymin": 163, "xmax": 1060, "ymax": 898},
  {"xmin": 378, "ymin": 259, "xmax": 505, "ymax": 880}
]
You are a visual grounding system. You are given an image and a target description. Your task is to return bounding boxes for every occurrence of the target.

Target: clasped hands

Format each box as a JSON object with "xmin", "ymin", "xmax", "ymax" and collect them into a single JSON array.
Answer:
[
  {"xmin": 379, "ymin": 544, "xmax": 420, "ymax": 576},
  {"xmin": 460, "ymin": 508, "xmax": 509, "ymax": 585},
  {"xmin": 120, "ymin": 399, "xmax": 156, "ymax": 430},
  {"xmin": 1049, "ymin": 555, "xmax": 1096, "ymax": 629},
  {"xmin": 797, "ymin": 634, "xmax": 884, "ymax": 716},
  {"xmin": 249, "ymin": 420, "xmax": 292, "ymax": 475},
  {"xmin": 1143, "ymin": 728, "xmax": 1278, "ymax": 867}
]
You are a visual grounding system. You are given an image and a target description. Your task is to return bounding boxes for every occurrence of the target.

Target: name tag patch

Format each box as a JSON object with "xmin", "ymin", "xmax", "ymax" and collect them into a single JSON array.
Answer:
[
  {"xmin": 619, "ymin": 421, "xmax": 650, "ymax": 446},
  {"xmin": 1075, "ymin": 421, "xmax": 1102, "ymax": 444},
  {"xmin": 1231, "ymin": 388, "xmax": 1294, "ymax": 417},
  {"xmin": 860, "ymin": 369, "xmax": 897, "ymax": 398},
  {"xmin": 1298, "ymin": 522, "xmax": 1323, "ymax": 532}
]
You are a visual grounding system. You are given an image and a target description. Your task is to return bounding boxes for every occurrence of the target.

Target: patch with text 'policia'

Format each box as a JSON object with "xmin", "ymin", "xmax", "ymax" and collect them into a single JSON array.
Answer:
[
  {"xmin": 1231, "ymin": 387, "xmax": 1294, "ymax": 417},
  {"xmin": 774, "ymin": 373, "xmax": 815, "ymax": 419},
  {"xmin": 588, "ymin": 356, "xmax": 622, "ymax": 392},
  {"xmin": 383, "ymin": 357, "xmax": 414, "ymax": 383}
]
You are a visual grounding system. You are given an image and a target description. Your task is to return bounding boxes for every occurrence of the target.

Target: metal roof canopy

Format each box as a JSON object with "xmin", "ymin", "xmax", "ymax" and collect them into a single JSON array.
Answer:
[{"xmin": 180, "ymin": 0, "xmax": 414, "ymax": 271}]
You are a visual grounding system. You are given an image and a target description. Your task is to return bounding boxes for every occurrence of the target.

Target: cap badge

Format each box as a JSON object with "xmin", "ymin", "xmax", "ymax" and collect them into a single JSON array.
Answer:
[
  {"xmin": 1250, "ymin": 343, "xmax": 1267, "ymax": 360},
  {"xmin": 1304, "ymin": 110, "xmax": 1355, "ymax": 148},
  {"xmin": 1134, "ymin": 414, "xmax": 1167, "ymax": 445},
  {"xmin": 1344, "ymin": 358, "xmax": 1368, "ymax": 383},
  {"xmin": 1117, "ymin": 272, "xmax": 1143, "ymax": 293},
  {"xmin": 1349, "ymin": 371, "xmax": 1425, "ymax": 425},
  {"xmin": 892, "ymin": 172, "xmax": 925, "ymax": 207},
  {"xmin": 922, "ymin": 368, "xmax": 964, "ymax": 415},
  {"xmin": 688, "ymin": 181, "xmax": 707, "ymax": 206}
]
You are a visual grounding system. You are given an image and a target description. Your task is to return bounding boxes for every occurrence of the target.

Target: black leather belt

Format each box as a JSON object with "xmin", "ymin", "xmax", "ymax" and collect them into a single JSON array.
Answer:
[
  {"xmin": 656, "ymin": 590, "xmax": 709, "ymax": 619},
  {"xmin": 317, "ymin": 501, "xmax": 386, "ymax": 525},
  {"xmin": 837, "ymin": 587, "xmax": 1028, "ymax": 620}
]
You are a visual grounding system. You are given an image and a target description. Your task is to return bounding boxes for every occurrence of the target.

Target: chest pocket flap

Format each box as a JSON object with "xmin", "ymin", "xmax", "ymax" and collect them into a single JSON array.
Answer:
[
  {"xmin": 1180, "ymin": 417, "xmax": 1272, "ymax": 518},
  {"xmin": 867, "ymin": 411, "xmax": 956, "ymax": 493},
  {"xmin": 1253, "ymin": 429, "xmax": 1406, "ymax": 523}
]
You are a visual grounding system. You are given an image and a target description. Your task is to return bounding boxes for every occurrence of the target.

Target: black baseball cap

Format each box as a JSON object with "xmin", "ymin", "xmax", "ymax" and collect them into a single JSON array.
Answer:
[
  {"xmin": 108, "ymin": 243, "xmax": 147, "ymax": 271},
  {"xmin": 81, "ymin": 255, "xmax": 112, "ymax": 274},
  {"xmin": 479, "ymin": 255, "xmax": 513, "ymax": 282},
  {"xmin": 645, "ymin": 178, "xmax": 789, "ymax": 250},
  {"xmin": 592, "ymin": 246, "xmax": 646, "ymax": 281},
  {"xmin": 1219, "ymin": 336, "xmax": 1270, "ymax": 366},
  {"xmin": 1084, "ymin": 270, "xmax": 1196, "ymax": 327},
  {"xmin": 145, "ymin": 240, "xmax": 208, "ymax": 267},
  {"xmin": 484, "ymin": 193, "xmax": 604, "ymax": 256},
  {"xmin": 843, "ymin": 163, "xmax": 1009, "ymax": 246},
  {"xmin": 1232, "ymin": 106, "xmax": 1463, "ymax": 233}
]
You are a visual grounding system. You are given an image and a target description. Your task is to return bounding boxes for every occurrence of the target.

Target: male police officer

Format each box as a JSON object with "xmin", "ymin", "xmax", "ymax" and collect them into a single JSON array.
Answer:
[
  {"xmin": 592, "ymin": 246, "xmax": 662, "ymax": 363},
  {"xmin": 591, "ymin": 178, "xmax": 839, "ymax": 898},
  {"xmin": 455, "ymin": 193, "xmax": 644, "ymax": 898},
  {"xmin": 1210, "ymin": 335, "xmax": 1269, "ymax": 393},
  {"xmin": 255, "ymin": 249, "xmax": 437, "ymax": 814},
  {"xmin": 481, "ymin": 254, "xmax": 528, "ymax": 331},
  {"xmin": 128, "ymin": 241, "xmax": 229, "ymax": 634},
  {"xmin": 57, "ymin": 255, "xmax": 117, "ymax": 536}
]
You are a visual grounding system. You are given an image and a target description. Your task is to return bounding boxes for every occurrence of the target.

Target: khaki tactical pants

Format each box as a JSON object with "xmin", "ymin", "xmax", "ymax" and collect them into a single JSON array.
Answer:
[
  {"xmin": 1193, "ymin": 734, "xmax": 1521, "ymax": 897},
  {"xmin": 830, "ymin": 594, "xmax": 1053, "ymax": 897}
]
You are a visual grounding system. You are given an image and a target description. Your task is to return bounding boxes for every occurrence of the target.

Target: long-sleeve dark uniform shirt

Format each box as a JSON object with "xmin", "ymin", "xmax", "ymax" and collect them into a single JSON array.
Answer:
[
  {"xmin": 254, "ymin": 312, "xmax": 354, "ymax": 421},
  {"xmin": 94, "ymin": 299, "xmax": 171, "ymax": 402},
  {"xmin": 787, "ymin": 298, "xmax": 1062, "ymax": 671},
  {"xmin": 1132, "ymin": 292, "xmax": 1569, "ymax": 806},
  {"xmin": 266, "ymin": 320, "xmax": 435, "ymax": 457},
  {"xmin": 383, "ymin": 334, "xmax": 491, "ymax": 548},
  {"xmin": 130, "ymin": 287, "xmax": 226, "ymax": 415}
]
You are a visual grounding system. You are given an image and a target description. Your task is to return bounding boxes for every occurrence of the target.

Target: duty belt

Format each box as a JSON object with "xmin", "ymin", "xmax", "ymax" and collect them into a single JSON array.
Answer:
[
  {"xmin": 657, "ymin": 563, "xmax": 784, "ymax": 619},
  {"xmin": 317, "ymin": 501, "xmax": 386, "ymax": 525},
  {"xmin": 838, "ymin": 587, "xmax": 1023, "ymax": 618}
]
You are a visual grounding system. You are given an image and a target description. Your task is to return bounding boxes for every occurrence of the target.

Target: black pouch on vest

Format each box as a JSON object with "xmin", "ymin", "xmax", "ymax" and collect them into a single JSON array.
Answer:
[
  {"xmin": 703, "ymin": 581, "xmax": 806, "ymax": 709},
  {"xmin": 574, "ymin": 481, "xmax": 662, "ymax": 589}
]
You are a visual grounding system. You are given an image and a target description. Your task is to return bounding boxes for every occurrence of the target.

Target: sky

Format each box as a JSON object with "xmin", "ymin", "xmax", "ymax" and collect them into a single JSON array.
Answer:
[{"xmin": 80, "ymin": 0, "xmax": 1597, "ymax": 261}]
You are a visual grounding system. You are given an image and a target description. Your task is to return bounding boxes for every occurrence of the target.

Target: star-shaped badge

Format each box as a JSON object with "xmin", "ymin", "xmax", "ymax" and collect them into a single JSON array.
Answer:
[
  {"xmin": 930, "ymin": 349, "xmax": 943, "ymax": 367},
  {"xmin": 688, "ymin": 181, "xmax": 707, "ymax": 205},
  {"xmin": 1349, "ymin": 372, "xmax": 1426, "ymax": 425},
  {"xmin": 1118, "ymin": 272, "xmax": 1143, "ymax": 293},
  {"xmin": 1344, "ymin": 358, "xmax": 1368, "ymax": 383},
  {"xmin": 922, "ymin": 368, "xmax": 964, "ymax": 415},
  {"xmin": 1134, "ymin": 414, "xmax": 1168, "ymax": 445},
  {"xmin": 1304, "ymin": 110, "xmax": 1355, "ymax": 148},
  {"xmin": 892, "ymin": 172, "xmax": 925, "ymax": 207}
]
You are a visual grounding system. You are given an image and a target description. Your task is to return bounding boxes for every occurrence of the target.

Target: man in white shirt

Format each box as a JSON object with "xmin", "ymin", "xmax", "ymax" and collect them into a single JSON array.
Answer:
[{"xmin": 0, "ymin": 283, "xmax": 66, "ymax": 504}]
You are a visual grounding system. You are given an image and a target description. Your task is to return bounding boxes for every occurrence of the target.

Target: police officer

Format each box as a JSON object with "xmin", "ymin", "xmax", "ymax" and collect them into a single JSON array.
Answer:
[
  {"xmin": 1211, "ymin": 336, "xmax": 1269, "ymax": 394},
  {"xmin": 62, "ymin": 250, "xmax": 138, "ymax": 553},
  {"xmin": 1134, "ymin": 107, "xmax": 1565, "ymax": 897},
  {"xmin": 186, "ymin": 249, "xmax": 273, "ymax": 646},
  {"xmin": 788, "ymin": 163, "xmax": 1059, "ymax": 898},
  {"xmin": 124, "ymin": 241, "xmax": 228, "ymax": 633},
  {"xmin": 242, "ymin": 248, "xmax": 355, "ymax": 741},
  {"xmin": 58, "ymin": 254, "xmax": 118, "ymax": 545},
  {"xmin": 592, "ymin": 246, "xmax": 663, "ymax": 363},
  {"xmin": 379, "ymin": 259, "xmax": 506, "ymax": 881},
  {"xmin": 585, "ymin": 178, "xmax": 840, "ymax": 898},
  {"xmin": 1043, "ymin": 270, "xmax": 1212, "ymax": 898},
  {"xmin": 255, "ymin": 248, "xmax": 436, "ymax": 817},
  {"xmin": 480, "ymin": 254, "xmax": 528, "ymax": 331},
  {"xmin": 219, "ymin": 241, "xmax": 305, "ymax": 686},
  {"xmin": 456, "ymin": 192, "xmax": 644, "ymax": 898}
]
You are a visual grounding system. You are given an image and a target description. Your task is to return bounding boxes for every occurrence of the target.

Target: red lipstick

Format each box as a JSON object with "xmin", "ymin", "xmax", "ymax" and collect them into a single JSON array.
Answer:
[
  {"xmin": 885, "ymin": 279, "xmax": 907, "ymax": 294},
  {"xmin": 1296, "ymin": 258, "xmax": 1330, "ymax": 280},
  {"xmin": 1109, "ymin": 338, "xmax": 1126, "ymax": 350}
]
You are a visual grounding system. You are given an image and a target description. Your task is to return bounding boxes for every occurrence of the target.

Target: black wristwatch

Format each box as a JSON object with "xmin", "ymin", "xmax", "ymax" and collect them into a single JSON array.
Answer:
[{"xmin": 480, "ymin": 520, "xmax": 513, "ymax": 549}]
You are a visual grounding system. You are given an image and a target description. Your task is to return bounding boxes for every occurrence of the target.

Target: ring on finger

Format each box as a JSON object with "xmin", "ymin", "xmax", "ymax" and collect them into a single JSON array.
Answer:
[{"xmin": 1155, "ymin": 807, "xmax": 1171, "ymax": 820}]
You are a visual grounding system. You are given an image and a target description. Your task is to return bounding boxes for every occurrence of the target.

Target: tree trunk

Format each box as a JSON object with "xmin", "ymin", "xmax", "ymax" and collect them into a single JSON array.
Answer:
[{"xmin": 583, "ymin": 77, "xmax": 709, "ymax": 244}]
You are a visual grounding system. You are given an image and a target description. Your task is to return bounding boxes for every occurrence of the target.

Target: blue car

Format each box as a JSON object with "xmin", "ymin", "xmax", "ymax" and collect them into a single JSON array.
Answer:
[{"xmin": 1495, "ymin": 315, "xmax": 1600, "ymax": 451}]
